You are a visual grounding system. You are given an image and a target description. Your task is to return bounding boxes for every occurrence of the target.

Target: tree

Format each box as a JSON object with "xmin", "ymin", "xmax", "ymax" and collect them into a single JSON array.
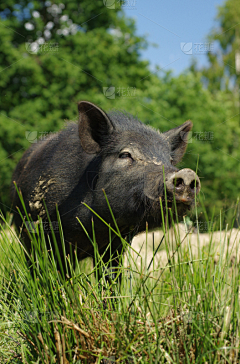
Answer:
[
  {"xmin": 0, "ymin": 0, "xmax": 149, "ymax": 210},
  {"xmin": 194, "ymin": 0, "xmax": 240, "ymax": 92}
]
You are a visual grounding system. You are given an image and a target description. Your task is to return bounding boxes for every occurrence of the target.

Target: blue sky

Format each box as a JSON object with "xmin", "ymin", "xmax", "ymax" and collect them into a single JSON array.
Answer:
[{"xmin": 124, "ymin": 0, "xmax": 224, "ymax": 74}]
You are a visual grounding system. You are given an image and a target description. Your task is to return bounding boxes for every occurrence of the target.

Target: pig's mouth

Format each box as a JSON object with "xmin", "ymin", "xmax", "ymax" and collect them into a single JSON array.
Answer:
[
  {"xmin": 167, "ymin": 197, "xmax": 193, "ymax": 210},
  {"xmin": 166, "ymin": 177, "xmax": 199, "ymax": 207},
  {"xmin": 175, "ymin": 197, "xmax": 193, "ymax": 206},
  {"xmin": 163, "ymin": 191, "xmax": 195, "ymax": 214}
]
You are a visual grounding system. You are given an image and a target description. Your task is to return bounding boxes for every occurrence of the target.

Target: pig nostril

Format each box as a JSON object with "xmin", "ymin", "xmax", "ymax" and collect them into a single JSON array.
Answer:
[
  {"xmin": 174, "ymin": 178, "xmax": 184, "ymax": 188},
  {"xmin": 190, "ymin": 180, "xmax": 199, "ymax": 190}
]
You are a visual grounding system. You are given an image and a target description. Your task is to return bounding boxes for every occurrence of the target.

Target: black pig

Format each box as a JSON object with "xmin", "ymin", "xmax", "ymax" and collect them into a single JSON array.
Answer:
[{"xmin": 11, "ymin": 101, "xmax": 200, "ymax": 277}]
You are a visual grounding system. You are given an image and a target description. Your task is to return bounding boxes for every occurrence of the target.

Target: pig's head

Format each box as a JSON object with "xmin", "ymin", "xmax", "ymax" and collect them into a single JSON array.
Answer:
[{"xmin": 78, "ymin": 101, "xmax": 200, "ymax": 234}]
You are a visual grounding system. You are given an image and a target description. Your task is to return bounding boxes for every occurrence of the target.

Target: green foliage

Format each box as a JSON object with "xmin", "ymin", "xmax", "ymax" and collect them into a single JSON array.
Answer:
[
  {"xmin": 194, "ymin": 0, "xmax": 240, "ymax": 92},
  {"xmin": 187, "ymin": 0, "xmax": 240, "ymax": 219},
  {"xmin": 0, "ymin": 0, "xmax": 149, "ymax": 211}
]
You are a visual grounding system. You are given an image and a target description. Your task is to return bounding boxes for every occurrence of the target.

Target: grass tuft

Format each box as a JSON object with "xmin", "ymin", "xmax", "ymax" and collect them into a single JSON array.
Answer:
[{"xmin": 1, "ymin": 197, "xmax": 240, "ymax": 363}]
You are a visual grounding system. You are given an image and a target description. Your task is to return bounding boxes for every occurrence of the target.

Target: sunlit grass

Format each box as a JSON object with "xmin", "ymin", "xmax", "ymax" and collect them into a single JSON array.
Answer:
[{"xmin": 0, "ymin": 195, "xmax": 240, "ymax": 363}]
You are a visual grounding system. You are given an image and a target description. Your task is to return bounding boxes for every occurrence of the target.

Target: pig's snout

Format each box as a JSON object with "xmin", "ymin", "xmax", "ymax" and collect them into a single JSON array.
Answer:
[{"xmin": 166, "ymin": 168, "xmax": 201, "ymax": 204}]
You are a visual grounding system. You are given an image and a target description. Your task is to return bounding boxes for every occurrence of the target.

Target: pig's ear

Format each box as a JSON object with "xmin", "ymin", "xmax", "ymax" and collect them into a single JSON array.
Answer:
[
  {"xmin": 162, "ymin": 121, "xmax": 192, "ymax": 165},
  {"xmin": 78, "ymin": 101, "xmax": 114, "ymax": 154}
]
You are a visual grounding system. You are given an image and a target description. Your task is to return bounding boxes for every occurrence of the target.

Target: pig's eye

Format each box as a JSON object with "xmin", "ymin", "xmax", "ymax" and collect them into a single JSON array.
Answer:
[{"xmin": 119, "ymin": 152, "xmax": 132, "ymax": 159}]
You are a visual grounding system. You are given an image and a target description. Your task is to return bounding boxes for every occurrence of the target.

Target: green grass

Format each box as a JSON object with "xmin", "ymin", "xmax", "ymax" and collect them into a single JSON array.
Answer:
[{"xmin": 0, "ymin": 199, "xmax": 240, "ymax": 363}]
